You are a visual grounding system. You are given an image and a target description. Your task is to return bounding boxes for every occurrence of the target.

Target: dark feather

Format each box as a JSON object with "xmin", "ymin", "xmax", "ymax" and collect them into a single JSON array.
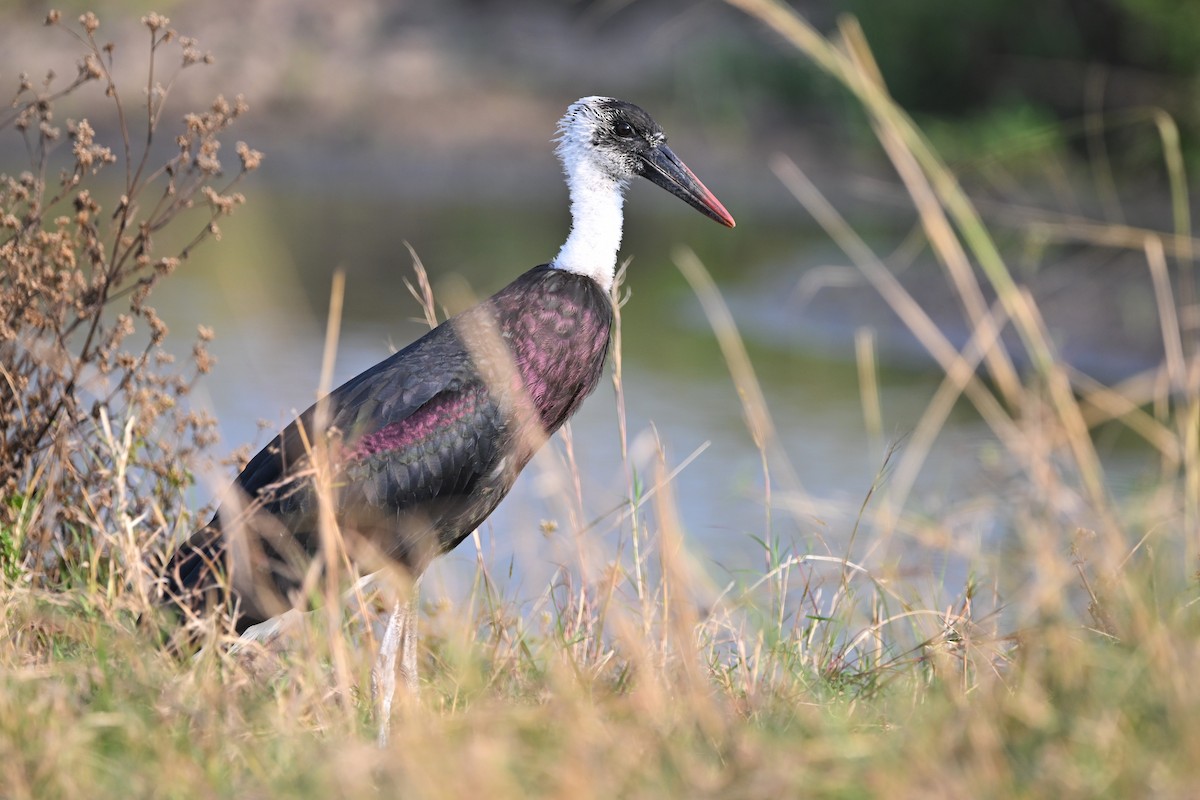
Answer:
[{"xmin": 163, "ymin": 265, "xmax": 612, "ymax": 630}]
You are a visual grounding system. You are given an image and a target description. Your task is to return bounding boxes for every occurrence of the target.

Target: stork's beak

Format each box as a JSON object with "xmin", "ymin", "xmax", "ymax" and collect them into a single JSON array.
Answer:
[{"xmin": 639, "ymin": 144, "xmax": 736, "ymax": 228}]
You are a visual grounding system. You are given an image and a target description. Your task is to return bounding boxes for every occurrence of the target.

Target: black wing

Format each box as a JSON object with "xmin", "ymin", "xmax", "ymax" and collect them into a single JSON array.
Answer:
[
  {"xmin": 164, "ymin": 319, "xmax": 512, "ymax": 625},
  {"xmin": 235, "ymin": 320, "xmax": 476, "ymax": 500}
]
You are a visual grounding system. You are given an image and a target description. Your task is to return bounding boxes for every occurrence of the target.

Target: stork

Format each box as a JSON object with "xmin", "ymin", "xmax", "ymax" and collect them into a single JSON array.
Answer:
[{"xmin": 161, "ymin": 96, "xmax": 735, "ymax": 737}]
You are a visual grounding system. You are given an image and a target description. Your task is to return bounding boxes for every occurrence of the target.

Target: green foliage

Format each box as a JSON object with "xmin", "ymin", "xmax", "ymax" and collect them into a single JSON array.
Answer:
[
  {"xmin": 1114, "ymin": 0, "xmax": 1200, "ymax": 73},
  {"xmin": 0, "ymin": 494, "xmax": 24, "ymax": 584},
  {"xmin": 920, "ymin": 102, "xmax": 1067, "ymax": 171},
  {"xmin": 852, "ymin": 0, "xmax": 1200, "ymax": 173},
  {"xmin": 843, "ymin": 0, "xmax": 1048, "ymax": 115},
  {"xmin": 842, "ymin": 0, "xmax": 1198, "ymax": 113}
]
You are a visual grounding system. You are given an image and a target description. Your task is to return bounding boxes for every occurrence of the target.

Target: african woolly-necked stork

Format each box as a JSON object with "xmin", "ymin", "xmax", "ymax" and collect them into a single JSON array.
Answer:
[{"xmin": 161, "ymin": 96, "xmax": 734, "ymax": 728}]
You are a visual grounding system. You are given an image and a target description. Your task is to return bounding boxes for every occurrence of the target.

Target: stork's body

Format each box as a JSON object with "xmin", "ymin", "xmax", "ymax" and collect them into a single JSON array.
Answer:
[
  {"xmin": 161, "ymin": 98, "xmax": 734, "ymax": 729},
  {"xmin": 167, "ymin": 265, "xmax": 614, "ymax": 628}
]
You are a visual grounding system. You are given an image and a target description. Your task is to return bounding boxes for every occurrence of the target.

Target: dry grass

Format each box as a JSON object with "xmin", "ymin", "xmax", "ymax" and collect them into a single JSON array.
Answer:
[{"xmin": 2, "ymin": 4, "xmax": 1200, "ymax": 798}]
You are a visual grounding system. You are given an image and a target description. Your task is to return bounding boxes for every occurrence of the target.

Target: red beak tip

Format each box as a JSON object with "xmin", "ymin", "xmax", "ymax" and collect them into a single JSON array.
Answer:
[{"xmin": 702, "ymin": 190, "xmax": 736, "ymax": 229}]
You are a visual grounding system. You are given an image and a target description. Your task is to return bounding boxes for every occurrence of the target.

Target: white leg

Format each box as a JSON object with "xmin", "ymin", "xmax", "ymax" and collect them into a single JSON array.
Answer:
[
  {"xmin": 371, "ymin": 576, "xmax": 421, "ymax": 746},
  {"xmin": 397, "ymin": 588, "xmax": 420, "ymax": 694},
  {"xmin": 372, "ymin": 598, "xmax": 404, "ymax": 746}
]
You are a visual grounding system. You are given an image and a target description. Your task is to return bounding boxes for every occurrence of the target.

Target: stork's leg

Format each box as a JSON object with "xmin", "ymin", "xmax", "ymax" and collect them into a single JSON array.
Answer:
[
  {"xmin": 372, "ymin": 576, "xmax": 421, "ymax": 746},
  {"xmin": 397, "ymin": 587, "xmax": 420, "ymax": 693}
]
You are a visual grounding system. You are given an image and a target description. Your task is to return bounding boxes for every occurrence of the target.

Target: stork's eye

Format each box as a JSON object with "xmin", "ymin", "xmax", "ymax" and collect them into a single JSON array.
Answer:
[{"xmin": 614, "ymin": 121, "xmax": 635, "ymax": 138}]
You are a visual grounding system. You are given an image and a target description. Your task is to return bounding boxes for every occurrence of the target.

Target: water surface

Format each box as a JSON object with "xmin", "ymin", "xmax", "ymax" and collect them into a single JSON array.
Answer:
[{"xmin": 152, "ymin": 177, "xmax": 1159, "ymax": 604}]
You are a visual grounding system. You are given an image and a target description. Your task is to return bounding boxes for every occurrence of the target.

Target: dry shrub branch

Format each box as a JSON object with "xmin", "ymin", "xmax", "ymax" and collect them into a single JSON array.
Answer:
[{"xmin": 0, "ymin": 11, "xmax": 261, "ymax": 591}]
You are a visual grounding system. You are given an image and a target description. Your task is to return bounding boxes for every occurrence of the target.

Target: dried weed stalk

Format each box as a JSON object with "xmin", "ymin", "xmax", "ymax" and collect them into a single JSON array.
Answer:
[{"xmin": 0, "ymin": 11, "xmax": 261, "ymax": 590}]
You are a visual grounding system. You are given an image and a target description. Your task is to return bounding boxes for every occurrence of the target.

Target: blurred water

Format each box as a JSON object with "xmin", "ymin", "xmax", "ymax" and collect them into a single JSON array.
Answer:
[{"xmin": 152, "ymin": 181, "xmax": 1157, "ymax": 605}]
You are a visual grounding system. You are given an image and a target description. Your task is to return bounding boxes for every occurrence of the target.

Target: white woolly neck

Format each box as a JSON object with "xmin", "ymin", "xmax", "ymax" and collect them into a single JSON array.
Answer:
[
  {"xmin": 549, "ymin": 97, "xmax": 628, "ymax": 292},
  {"xmin": 550, "ymin": 161, "xmax": 627, "ymax": 292}
]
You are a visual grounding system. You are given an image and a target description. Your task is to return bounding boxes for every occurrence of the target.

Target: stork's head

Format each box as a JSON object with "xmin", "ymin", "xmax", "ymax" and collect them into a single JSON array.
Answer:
[{"xmin": 555, "ymin": 96, "xmax": 735, "ymax": 228}]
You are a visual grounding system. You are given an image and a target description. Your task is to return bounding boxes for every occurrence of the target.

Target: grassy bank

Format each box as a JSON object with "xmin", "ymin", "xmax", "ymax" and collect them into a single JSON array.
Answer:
[{"xmin": 3, "ymin": 5, "xmax": 1200, "ymax": 798}]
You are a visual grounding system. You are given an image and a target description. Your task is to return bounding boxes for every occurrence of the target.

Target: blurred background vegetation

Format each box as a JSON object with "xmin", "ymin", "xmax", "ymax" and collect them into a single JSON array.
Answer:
[{"xmin": 6, "ymin": 0, "xmax": 1200, "ymax": 172}]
